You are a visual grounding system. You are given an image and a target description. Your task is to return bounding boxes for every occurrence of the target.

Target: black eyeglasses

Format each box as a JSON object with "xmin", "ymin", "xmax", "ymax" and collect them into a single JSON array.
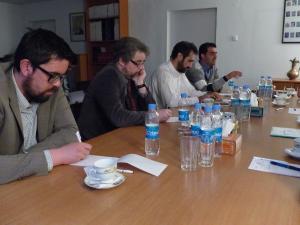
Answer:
[
  {"xmin": 35, "ymin": 65, "xmax": 65, "ymax": 83},
  {"xmin": 130, "ymin": 59, "xmax": 145, "ymax": 68}
]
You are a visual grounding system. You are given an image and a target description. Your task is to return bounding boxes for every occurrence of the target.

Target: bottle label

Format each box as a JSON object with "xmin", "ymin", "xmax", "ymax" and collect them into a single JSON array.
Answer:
[
  {"xmin": 240, "ymin": 99, "xmax": 250, "ymax": 106},
  {"xmin": 201, "ymin": 129, "xmax": 215, "ymax": 144},
  {"xmin": 231, "ymin": 98, "xmax": 240, "ymax": 106},
  {"xmin": 215, "ymin": 127, "xmax": 222, "ymax": 142},
  {"xmin": 145, "ymin": 124, "xmax": 159, "ymax": 139},
  {"xmin": 178, "ymin": 109, "xmax": 189, "ymax": 121},
  {"xmin": 191, "ymin": 124, "xmax": 201, "ymax": 137}
]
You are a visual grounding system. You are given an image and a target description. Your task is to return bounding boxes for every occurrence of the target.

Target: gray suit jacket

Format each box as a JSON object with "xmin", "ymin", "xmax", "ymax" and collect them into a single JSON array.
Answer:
[
  {"xmin": 186, "ymin": 62, "xmax": 226, "ymax": 92},
  {"xmin": 0, "ymin": 70, "xmax": 78, "ymax": 184}
]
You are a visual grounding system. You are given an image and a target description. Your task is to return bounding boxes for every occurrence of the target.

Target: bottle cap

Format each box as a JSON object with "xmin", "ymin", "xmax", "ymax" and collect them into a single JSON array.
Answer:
[
  {"xmin": 212, "ymin": 104, "xmax": 221, "ymax": 111},
  {"xmin": 148, "ymin": 103, "xmax": 156, "ymax": 110},
  {"xmin": 194, "ymin": 103, "xmax": 201, "ymax": 110},
  {"xmin": 260, "ymin": 76, "xmax": 265, "ymax": 78},
  {"xmin": 243, "ymin": 84, "xmax": 249, "ymax": 89},
  {"xmin": 180, "ymin": 93, "xmax": 188, "ymax": 98},
  {"xmin": 204, "ymin": 105, "xmax": 212, "ymax": 113}
]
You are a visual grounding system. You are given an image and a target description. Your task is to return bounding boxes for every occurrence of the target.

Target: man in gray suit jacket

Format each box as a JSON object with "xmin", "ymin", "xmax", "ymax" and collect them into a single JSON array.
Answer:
[
  {"xmin": 186, "ymin": 42, "xmax": 242, "ymax": 92},
  {"xmin": 0, "ymin": 29, "xmax": 92, "ymax": 184}
]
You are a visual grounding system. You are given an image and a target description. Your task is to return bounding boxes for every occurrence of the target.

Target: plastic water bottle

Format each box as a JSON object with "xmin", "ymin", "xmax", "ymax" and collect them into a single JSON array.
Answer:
[
  {"xmin": 212, "ymin": 104, "xmax": 223, "ymax": 157},
  {"xmin": 228, "ymin": 80, "xmax": 235, "ymax": 93},
  {"xmin": 199, "ymin": 105, "xmax": 215, "ymax": 167},
  {"xmin": 145, "ymin": 103, "xmax": 160, "ymax": 156},
  {"xmin": 264, "ymin": 76, "xmax": 273, "ymax": 100},
  {"xmin": 231, "ymin": 85, "xmax": 240, "ymax": 121},
  {"xmin": 190, "ymin": 103, "xmax": 202, "ymax": 137},
  {"xmin": 178, "ymin": 93, "xmax": 190, "ymax": 130},
  {"xmin": 240, "ymin": 84, "xmax": 251, "ymax": 121},
  {"xmin": 258, "ymin": 76, "xmax": 266, "ymax": 98}
]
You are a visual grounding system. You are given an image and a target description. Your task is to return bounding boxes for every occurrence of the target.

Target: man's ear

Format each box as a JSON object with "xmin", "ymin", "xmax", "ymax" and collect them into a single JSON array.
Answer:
[
  {"xmin": 19, "ymin": 59, "xmax": 33, "ymax": 77},
  {"xmin": 118, "ymin": 58, "xmax": 126, "ymax": 67},
  {"xmin": 177, "ymin": 53, "xmax": 183, "ymax": 61}
]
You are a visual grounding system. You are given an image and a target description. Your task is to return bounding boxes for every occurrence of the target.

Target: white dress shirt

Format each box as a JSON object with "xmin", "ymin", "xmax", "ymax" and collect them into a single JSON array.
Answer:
[{"xmin": 146, "ymin": 61, "xmax": 206, "ymax": 109}]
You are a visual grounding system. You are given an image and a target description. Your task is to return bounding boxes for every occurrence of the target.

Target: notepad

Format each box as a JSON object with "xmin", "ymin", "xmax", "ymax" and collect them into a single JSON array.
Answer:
[
  {"xmin": 166, "ymin": 117, "xmax": 179, "ymax": 123},
  {"xmin": 248, "ymin": 156, "xmax": 300, "ymax": 177},
  {"xmin": 71, "ymin": 154, "xmax": 168, "ymax": 176},
  {"xmin": 270, "ymin": 127, "xmax": 300, "ymax": 138}
]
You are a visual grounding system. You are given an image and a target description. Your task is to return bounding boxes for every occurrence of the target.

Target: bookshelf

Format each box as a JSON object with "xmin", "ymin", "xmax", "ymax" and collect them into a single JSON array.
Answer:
[{"xmin": 85, "ymin": 0, "xmax": 128, "ymax": 80}]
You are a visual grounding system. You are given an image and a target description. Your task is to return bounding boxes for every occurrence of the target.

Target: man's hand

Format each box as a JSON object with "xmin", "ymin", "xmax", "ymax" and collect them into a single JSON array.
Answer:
[
  {"xmin": 132, "ymin": 69, "xmax": 146, "ymax": 86},
  {"xmin": 199, "ymin": 92, "xmax": 222, "ymax": 102},
  {"xmin": 158, "ymin": 109, "xmax": 172, "ymax": 122},
  {"xmin": 50, "ymin": 142, "xmax": 92, "ymax": 166},
  {"xmin": 225, "ymin": 71, "xmax": 242, "ymax": 80}
]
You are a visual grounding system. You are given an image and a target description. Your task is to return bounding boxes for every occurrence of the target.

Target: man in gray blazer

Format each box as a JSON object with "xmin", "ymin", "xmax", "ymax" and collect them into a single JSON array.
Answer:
[
  {"xmin": 0, "ymin": 29, "xmax": 92, "ymax": 184},
  {"xmin": 186, "ymin": 42, "xmax": 242, "ymax": 92}
]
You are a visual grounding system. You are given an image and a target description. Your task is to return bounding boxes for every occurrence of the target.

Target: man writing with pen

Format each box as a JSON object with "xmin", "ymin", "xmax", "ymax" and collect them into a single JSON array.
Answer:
[{"xmin": 0, "ymin": 29, "xmax": 92, "ymax": 184}]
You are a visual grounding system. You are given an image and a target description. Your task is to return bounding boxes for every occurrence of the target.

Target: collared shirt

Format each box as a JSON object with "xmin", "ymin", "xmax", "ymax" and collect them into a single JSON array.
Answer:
[
  {"xmin": 145, "ymin": 61, "xmax": 206, "ymax": 109},
  {"xmin": 200, "ymin": 62, "xmax": 214, "ymax": 82},
  {"xmin": 12, "ymin": 70, "xmax": 53, "ymax": 171}
]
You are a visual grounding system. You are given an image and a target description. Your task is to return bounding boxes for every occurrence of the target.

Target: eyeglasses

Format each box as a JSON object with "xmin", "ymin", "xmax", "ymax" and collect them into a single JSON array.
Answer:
[
  {"xmin": 35, "ymin": 65, "xmax": 65, "ymax": 83},
  {"xmin": 130, "ymin": 59, "xmax": 145, "ymax": 68}
]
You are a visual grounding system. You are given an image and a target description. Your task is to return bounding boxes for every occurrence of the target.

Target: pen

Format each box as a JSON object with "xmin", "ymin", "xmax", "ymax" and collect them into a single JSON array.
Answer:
[
  {"xmin": 76, "ymin": 131, "xmax": 82, "ymax": 143},
  {"xmin": 117, "ymin": 169, "xmax": 134, "ymax": 174},
  {"xmin": 270, "ymin": 160, "xmax": 300, "ymax": 172}
]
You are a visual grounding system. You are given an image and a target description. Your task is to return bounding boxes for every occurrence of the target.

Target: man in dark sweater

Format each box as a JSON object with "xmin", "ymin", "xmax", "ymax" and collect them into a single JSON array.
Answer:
[{"xmin": 78, "ymin": 37, "xmax": 171, "ymax": 140}]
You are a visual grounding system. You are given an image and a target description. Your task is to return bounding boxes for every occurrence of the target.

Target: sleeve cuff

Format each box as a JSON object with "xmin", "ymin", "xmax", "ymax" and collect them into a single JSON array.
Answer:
[
  {"xmin": 44, "ymin": 150, "xmax": 53, "ymax": 171},
  {"xmin": 223, "ymin": 76, "xmax": 229, "ymax": 82}
]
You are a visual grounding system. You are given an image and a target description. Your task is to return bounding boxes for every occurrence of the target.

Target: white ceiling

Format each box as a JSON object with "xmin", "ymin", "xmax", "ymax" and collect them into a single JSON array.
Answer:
[{"xmin": 0, "ymin": 0, "xmax": 52, "ymax": 4}]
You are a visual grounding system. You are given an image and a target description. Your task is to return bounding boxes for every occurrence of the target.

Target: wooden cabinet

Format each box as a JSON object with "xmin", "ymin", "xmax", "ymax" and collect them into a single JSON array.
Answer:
[
  {"xmin": 85, "ymin": 0, "xmax": 128, "ymax": 79},
  {"xmin": 272, "ymin": 79, "xmax": 300, "ymax": 90}
]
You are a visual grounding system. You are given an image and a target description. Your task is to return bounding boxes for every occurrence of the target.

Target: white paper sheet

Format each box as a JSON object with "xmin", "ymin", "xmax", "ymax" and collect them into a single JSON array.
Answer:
[
  {"xmin": 248, "ymin": 156, "xmax": 300, "ymax": 177},
  {"xmin": 166, "ymin": 117, "xmax": 179, "ymax": 123},
  {"xmin": 270, "ymin": 127, "xmax": 300, "ymax": 138},
  {"xmin": 71, "ymin": 154, "xmax": 168, "ymax": 176},
  {"xmin": 288, "ymin": 108, "xmax": 300, "ymax": 115}
]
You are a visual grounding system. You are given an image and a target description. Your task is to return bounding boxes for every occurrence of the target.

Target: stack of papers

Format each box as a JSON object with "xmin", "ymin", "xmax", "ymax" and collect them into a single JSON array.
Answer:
[
  {"xmin": 270, "ymin": 127, "xmax": 300, "ymax": 138},
  {"xmin": 288, "ymin": 108, "xmax": 300, "ymax": 115}
]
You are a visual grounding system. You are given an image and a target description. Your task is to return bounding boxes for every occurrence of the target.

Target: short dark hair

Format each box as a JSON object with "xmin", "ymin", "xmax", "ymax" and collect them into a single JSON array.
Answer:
[
  {"xmin": 199, "ymin": 42, "xmax": 217, "ymax": 60},
  {"xmin": 13, "ymin": 28, "xmax": 76, "ymax": 72},
  {"xmin": 113, "ymin": 37, "xmax": 149, "ymax": 63},
  {"xmin": 170, "ymin": 41, "xmax": 198, "ymax": 60}
]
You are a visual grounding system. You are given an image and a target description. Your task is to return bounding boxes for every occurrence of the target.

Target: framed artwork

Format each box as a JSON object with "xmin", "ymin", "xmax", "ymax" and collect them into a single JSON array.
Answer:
[
  {"xmin": 69, "ymin": 12, "xmax": 86, "ymax": 42},
  {"xmin": 282, "ymin": 0, "xmax": 300, "ymax": 43}
]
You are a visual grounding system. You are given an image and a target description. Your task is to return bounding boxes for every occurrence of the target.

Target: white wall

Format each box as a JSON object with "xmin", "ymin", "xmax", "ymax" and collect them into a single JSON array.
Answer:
[
  {"xmin": 0, "ymin": 3, "xmax": 24, "ymax": 56},
  {"xmin": 168, "ymin": 8, "xmax": 216, "ymax": 58},
  {"xmin": 129, "ymin": 0, "xmax": 300, "ymax": 88},
  {"xmin": 23, "ymin": 0, "xmax": 86, "ymax": 54}
]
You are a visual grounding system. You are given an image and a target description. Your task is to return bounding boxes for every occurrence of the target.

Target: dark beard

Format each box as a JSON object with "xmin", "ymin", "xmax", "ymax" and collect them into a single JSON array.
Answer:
[
  {"xmin": 23, "ymin": 77, "xmax": 58, "ymax": 103},
  {"xmin": 176, "ymin": 61, "xmax": 187, "ymax": 73}
]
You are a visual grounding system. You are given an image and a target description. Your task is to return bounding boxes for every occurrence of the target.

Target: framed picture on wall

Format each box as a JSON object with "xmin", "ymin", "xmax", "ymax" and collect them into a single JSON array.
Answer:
[
  {"xmin": 69, "ymin": 12, "xmax": 86, "ymax": 42},
  {"xmin": 282, "ymin": 0, "xmax": 300, "ymax": 43}
]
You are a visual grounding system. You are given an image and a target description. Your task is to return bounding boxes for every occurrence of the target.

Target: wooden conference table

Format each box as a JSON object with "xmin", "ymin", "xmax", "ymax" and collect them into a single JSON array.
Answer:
[{"xmin": 1, "ymin": 102, "xmax": 300, "ymax": 225}]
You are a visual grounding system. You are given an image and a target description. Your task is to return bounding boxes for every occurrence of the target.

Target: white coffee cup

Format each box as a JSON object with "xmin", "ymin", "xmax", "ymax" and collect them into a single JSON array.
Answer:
[
  {"xmin": 286, "ymin": 87, "xmax": 295, "ymax": 96},
  {"xmin": 275, "ymin": 96, "xmax": 286, "ymax": 105},
  {"xmin": 94, "ymin": 158, "xmax": 117, "ymax": 173}
]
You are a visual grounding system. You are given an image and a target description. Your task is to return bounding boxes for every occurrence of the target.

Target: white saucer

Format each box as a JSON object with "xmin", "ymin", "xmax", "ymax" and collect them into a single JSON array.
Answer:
[
  {"xmin": 284, "ymin": 148, "xmax": 300, "ymax": 159},
  {"xmin": 272, "ymin": 101, "xmax": 289, "ymax": 107},
  {"xmin": 84, "ymin": 172, "xmax": 125, "ymax": 189}
]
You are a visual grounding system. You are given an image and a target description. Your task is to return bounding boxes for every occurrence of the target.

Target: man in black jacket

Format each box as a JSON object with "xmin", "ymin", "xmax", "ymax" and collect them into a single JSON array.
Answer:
[{"xmin": 78, "ymin": 37, "xmax": 171, "ymax": 140}]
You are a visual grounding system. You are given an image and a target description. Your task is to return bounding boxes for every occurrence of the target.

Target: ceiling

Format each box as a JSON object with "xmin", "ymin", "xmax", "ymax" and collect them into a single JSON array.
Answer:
[{"xmin": 0, "ymin": 0, "xmax": 52, "ymax": 4}]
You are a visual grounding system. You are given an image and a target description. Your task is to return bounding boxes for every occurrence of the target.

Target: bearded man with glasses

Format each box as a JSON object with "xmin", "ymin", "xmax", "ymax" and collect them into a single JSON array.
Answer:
[
  {"xmin": 0, "ymin": 29, "xmax": 92, "ymax": 184},
  {"xmin": 78, "ymin": 37, "xmax": 172, "ymax": 140}
]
